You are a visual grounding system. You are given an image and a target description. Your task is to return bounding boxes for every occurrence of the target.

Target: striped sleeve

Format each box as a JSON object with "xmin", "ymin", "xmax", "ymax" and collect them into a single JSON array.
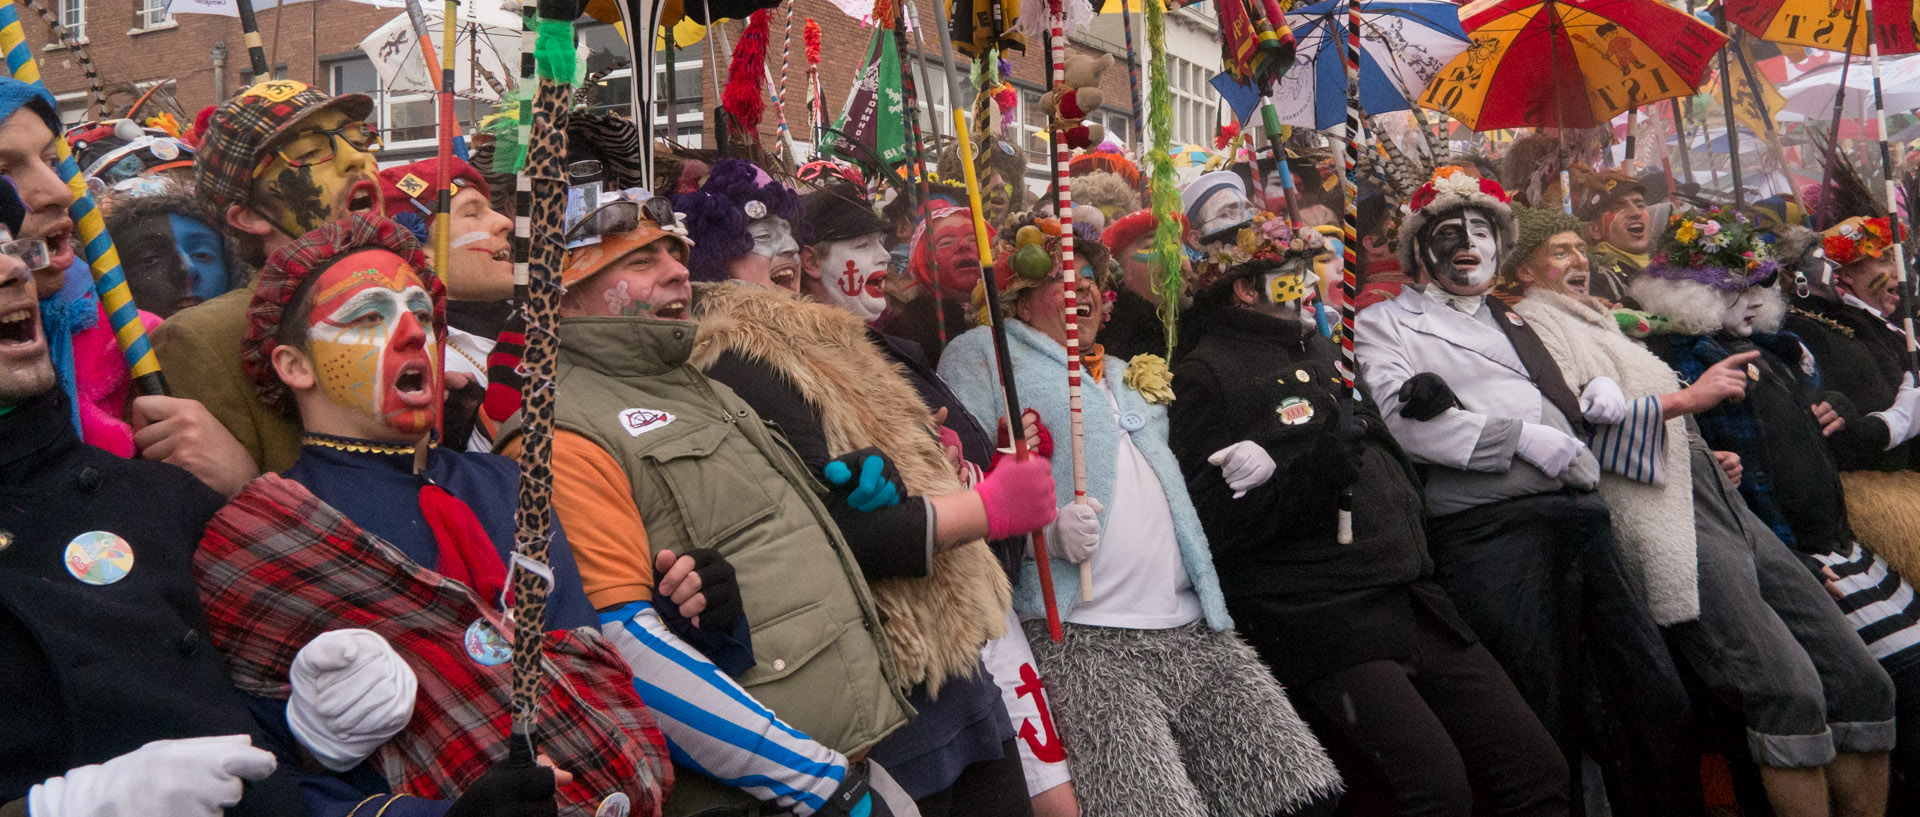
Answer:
[
  {"xmin": 598, "ymin": 602, "xmax": 847, "ymax": 815},
  {"xmin": 1585, "ymin": 395, "xmax": 1666, "ymax": 486}
]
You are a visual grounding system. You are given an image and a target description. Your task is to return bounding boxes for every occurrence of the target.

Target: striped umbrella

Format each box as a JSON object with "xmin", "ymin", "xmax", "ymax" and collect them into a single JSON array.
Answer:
[
  {"xmin": 1271, "ymin": 0, "xmax": 1468, "ymax": 130},
  {"xmin": 1727, "ymin": 0, "xmax": 1920, "ymax": 56}
]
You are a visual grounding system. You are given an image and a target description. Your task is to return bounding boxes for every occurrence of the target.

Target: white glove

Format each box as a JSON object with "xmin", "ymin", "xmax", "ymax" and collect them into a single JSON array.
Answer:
[
  {"xmin": 1045, "ymin": 497, "xmax": 1103, "ymax": 564},
  {"xmin": 28, "ymin": 735, "xmax": 276, "ymax": 817},
  {"xmin": 1516, "ymin": 422, "xmax": 1584, "ymax": 478},
  {"xmin": 1579, "ymin": 377, "xmax": 1628, "ymax": 425},
  {"xmin": 287, "ymin": 629, "xmax": 418, "ymax": 772},
  {"xmin": 1208, "ymin": 440, "xmax": 1277, "ymax": 498},
  {"xmin": 1871, "ymin": 373, "xmax": 1920, "ymax": 449}
]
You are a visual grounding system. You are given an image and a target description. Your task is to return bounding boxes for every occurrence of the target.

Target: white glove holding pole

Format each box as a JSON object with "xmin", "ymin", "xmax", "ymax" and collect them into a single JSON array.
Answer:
[
  {"xmin": 1045, "ymin": 497, "xmax": 1103, "ymax": 565},
  {"xmin": 28, "ymin": 735, "xmax": 277, "ymax": 817},
  {"xmin": 1516, "ymin": 422, "xmax": 1584, "ymax": 478},
  {"xmin": 287, "ymin": 629, "xmax": 418, "ymax": 772},
  {"xmin": 1871, "ymin": 373, "xmax": 1920, "ymax": 449},
  {"xmin": 1208, "ymin": 440, "xmax": 1276, "ymax": 498},
  {"xmin": 1579, "ymin": 377, "xmax": 1628, "ymax": 425}
]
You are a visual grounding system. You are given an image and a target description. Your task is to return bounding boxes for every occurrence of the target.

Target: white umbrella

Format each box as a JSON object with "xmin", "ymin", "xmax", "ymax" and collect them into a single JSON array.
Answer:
[
  {"xmin": 358, "ymin": 0, "xmax": 520, "ymax": 101},
  {"xmin": 1776, "ymin": 55, "xmax": 1920, "ymax": 120}
]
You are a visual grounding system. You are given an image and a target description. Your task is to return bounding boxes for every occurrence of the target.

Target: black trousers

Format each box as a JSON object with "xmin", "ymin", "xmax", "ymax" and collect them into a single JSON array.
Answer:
[
  {"xmin": 1891, "ymin": 661, "xmax": 1920, "ymax": 813},
  {"xmin": 1425, "ymin": 492, "xmax": 1702, "ymax": 817},
  {"xmin": 913, "ymin": 738, "xmax": 1034, "ymax": 817},
  {"xmin": 1291, "ymin": 612, "xmax": 1570, "ymax": 817}
]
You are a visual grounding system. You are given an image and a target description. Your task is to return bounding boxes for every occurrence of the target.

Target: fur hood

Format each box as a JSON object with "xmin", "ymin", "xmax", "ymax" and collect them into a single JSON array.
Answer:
[
  {"xmin": 688, "ymin": 282, "xmax": 1011, "ymax": 696},
  {"xmin": 1629, "ymin": 276, "xmax": 1787, "ymax": 337},
  {"xmin": 1514, "ymin": 290, "xmax": 1700, "ymax": 625}
]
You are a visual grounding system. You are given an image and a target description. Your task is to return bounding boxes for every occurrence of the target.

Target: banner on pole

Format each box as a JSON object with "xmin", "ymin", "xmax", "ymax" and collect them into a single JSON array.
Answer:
[{"xmin": 822, "ymin": 27, "xmax": 909, "ymax": 169}]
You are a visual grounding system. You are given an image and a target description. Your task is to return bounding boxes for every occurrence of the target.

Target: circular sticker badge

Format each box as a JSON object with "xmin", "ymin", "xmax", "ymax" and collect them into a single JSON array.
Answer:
[
  {"xmin": 1276, "ymin": 396, "xmax": 1316, "ymax": 426},
  {"xmin": 65, "ymin": 531, "xmax": 135, "ymax": 585},
  {"xmin": 464, "ymin": 619, "xmax": 512, "ymax": 666},
  {"xmin": 595, "ymin": 793, "xmax": 632, "ymax": 817}
]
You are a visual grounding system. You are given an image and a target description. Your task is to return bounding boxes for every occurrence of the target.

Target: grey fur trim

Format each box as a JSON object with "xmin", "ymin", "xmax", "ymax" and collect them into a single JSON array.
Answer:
[{"xmin": 1022, "ymin": 620, "xmax": 1343, "ymax": 817}]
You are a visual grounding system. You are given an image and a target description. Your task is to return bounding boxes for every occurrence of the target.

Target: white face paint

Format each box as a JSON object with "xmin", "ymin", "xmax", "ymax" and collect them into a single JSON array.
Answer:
[
  {"xmin": 1421, "ymin": 210, "xmax": 1502, "ymax": 296},
  {"xmin": 749, "ymin": 217, "xmax": 800, "ymax": 274},
  {"xmin": 815, "ymin": 233, "xmax": 891, "ymax": 321},
  {"xmin": 1195, "ymin": 188, "xmax": 1252, "ymax": 239},
  {"xmin": 1722, "ymin": 287, "xmax": 1767, "ymax": 336}
]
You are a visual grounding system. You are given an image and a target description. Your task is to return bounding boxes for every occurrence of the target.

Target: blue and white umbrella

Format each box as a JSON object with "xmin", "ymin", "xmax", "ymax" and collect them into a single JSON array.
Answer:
[{"xmin": 1269, "ymin": 0, "xmax": 1468, "ymax": 132}]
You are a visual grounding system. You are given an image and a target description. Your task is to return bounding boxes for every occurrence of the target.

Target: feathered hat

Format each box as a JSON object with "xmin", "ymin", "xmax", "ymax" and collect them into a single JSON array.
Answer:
[{"xmin": 1397, "ymin": 166, "xmax": 1516, "ymax": 275}]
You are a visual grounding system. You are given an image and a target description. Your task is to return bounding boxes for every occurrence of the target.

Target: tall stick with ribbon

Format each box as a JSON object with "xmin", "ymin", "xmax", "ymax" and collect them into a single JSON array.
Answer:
[
  {"xmin": 1862, "ymin": 0, "xmax": 1919, "ymax": 375},
  {"xmin": 434, "ymin": 0, "xmax": 459, "ymax": 303},
  {"xmin": 957, "ymin": 108, "xmax": 1065, "ymax": 642},
  {"xmin": 1335, "ymin": 0, "xmax": 1361, "ymax": 543},
  {"xmin": 1047, "ymin": 0, "xmax": 1094, "ymax": 603},
  {"xmin": 0, "ymin": 0, "xmax": 165, "ymax": 396},
  {"xmin": 1143, "ymin": 0, "xmax": 1182, "ymax": 354}
]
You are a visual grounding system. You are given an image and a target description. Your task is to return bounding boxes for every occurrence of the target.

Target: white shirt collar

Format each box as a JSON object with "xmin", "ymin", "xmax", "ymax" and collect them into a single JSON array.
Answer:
[{"xmin": 1419, "ymin": 283, "xmax": 1488, "ymax": 316}]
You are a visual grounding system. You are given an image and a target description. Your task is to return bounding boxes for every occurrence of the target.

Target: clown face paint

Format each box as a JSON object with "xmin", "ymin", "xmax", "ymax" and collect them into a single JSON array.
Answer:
[
  {"xmin": 305, "ymin": 250, "xmax": 441, "ymax": 437},
  {"xmin": 814, "ymin": 233, "xmax": 890, "ymax": 321},
  {"xmin": 1194, "ymin": 188, "xmax": 1252, "ymax": 241},
  {"xmin": 1260, "ymin": 267, "xmax": 1321, "ymax": 329},
  {"xmin": 253, "ymin": 109, "xmax": 383, "ymax": 238},
  {"xmin": 1721, "ymin": 287, "xmax": 1767, "ymax": 337},
  {"xmin": 1420, "ymin": 209, "xmax": 1502, "ymax": 296},
  {"xmin": 1599, "ymin": 193, "xmax": 1651, "ymax": 254},
  {"xmin": 1520, "ymin": 231, "xmax": 1590, "ymax": 296},
  {"xmin": 729, "ymin": 216, "xmax": 802, "ymax": 291},
  {"xmin": 983, "ymin": 170, "xmax": 1016, "ymax": 227},
  {"xmin": 928, "ymin": 214, "xmax": 984, "ymax": 296}
]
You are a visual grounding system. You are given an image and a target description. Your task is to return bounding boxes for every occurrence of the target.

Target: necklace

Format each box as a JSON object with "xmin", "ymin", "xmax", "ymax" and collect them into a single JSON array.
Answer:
[
  {"xmin": 301, "ymin": 433, "xmax": 437, "ymax": 456},
  {"xmin": 1788, "ymin": 307, "xmax": 1854, "ymax": 338},
  {"xmin": 447, "ymin": 336, "xmax": 488, "ymax": 375}
]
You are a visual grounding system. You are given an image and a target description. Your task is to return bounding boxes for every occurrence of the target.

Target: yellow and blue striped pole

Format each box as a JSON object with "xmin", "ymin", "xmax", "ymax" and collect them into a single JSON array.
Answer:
[{"xmin": 0, "ymin": 0, "xmax": 166, "ymax": 395}]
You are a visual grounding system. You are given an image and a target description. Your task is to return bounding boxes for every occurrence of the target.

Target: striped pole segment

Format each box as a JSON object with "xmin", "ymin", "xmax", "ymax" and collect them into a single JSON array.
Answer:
[
  {"xmin": 1049, "ymin": 0, "xmax": 1093, "ymax": 602},
  {"xmin": 1863, "ymin": 0, "xmax": 1919, "ymax": 375},
  {"xmin": 236, "ymin": 0, "xmax": 271, "ymax": 78},
  {"xmin": 1335, "ymin": 0, "xmax": 1362, "ymax": 543},
  {"xmin": 0, "ymin": 0, "xmax": 165, "ymax": 395},
  {"xmin": 769, "ymin": 0, "xmax": 796, "ymax": 162},
  {"xmin": 510, "ymin": 0, "xmax": 536, "ymax": 292},
  {"xmin": 434, "ymin": 0, "xmax": 458, "ymax": 327}
]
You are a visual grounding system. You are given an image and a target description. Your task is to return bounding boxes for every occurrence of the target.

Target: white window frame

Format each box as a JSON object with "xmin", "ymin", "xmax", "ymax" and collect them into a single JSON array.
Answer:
[
  {"xmin": 136, "ymin": 0, "xmax": 169, "ymax": 31},
  {"xmin": 46, "ymin": 0, "xmax": 84, "ymax": 45},
  {"xmin": 1167, "ymin": 54, "xmax": 1213, "ymax": 148}
]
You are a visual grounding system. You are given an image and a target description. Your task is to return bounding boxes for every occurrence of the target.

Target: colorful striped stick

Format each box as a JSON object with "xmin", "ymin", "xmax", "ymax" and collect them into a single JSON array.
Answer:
[
  {"xmin": 1048, "ymin": 0, "xmax": 1093, "ymax": 603},
  {"xmin": 1862, "ymin": 0, "xmax": 1919, "ymax": 375},
  {"xmin": 236, "ymin": 0, "xmax": 271, "ymax": 78},
  {"xmin": 434, "ymin": 0, "xmax": 458, "ymax": 319},
  {"xmin": 0, "ymin": 0, "xmax": 165, "ymax": 396},
  {"xmin": 1335, "ymin": 0, "xmax": 1361, "ymax": 544}
]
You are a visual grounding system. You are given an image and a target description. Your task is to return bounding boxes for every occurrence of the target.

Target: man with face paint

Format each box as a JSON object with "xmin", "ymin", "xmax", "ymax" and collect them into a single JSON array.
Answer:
[
  {"xmin": 882, "ymin": 205, "xmax": 986, "ymax": 368},
  {"xmin": 1572, "ymin": 170, "xmax": 1654, "ymax": 306},
  {"xmin": 1097, "ymin": 210, "xmax": 1193, "ymax": 360},
  {"xmin": 1355, "ymin": 168, "xmax": 1702, "ymax": 815},
  {"xmin": 1170, "ymin": 231, "xmax": 1570, "ymax": 817},
  {"xmin": 1504, "ymin": 207, "xmax": 1901, "ymax": 817},
  {"xmin": 200, "ymin": 214, "xmax": 684, "ymax": 817},
  {"xmin": 151, "ymin": 80, "xmax": 386, "ymax": 480},
  {"xmin": 1181, "ymin": 171, "xmax": 1255, "ymax": 247},
  {"xmin": 106, "ymin": 189, "xmax": 234, "ymax": 318},
  {"xmin": 1637, "ymin": 214, "xmax": 1920, "ymax": 810},
  {"xmin": 676, "ymin": 159, "xmax": 805, "ymax": 292}
]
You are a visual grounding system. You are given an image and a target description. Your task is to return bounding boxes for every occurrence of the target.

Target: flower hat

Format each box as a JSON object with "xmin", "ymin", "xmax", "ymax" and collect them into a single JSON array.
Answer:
[
  {"xmin": 1396, "ymin": 166, "xmax": 1516, "ymax": 275},
  {"xmin": 1821, "ymin": 215, "xmax": 1896, "ymax": 267},
  {"xmin": 1645, "ymin": 208, "xmax": 1780, "ymax": 290}
]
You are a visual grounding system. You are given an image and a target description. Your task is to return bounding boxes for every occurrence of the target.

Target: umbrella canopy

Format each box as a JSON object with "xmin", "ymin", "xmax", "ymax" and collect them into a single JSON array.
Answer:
[
  {"xmin": 358, "ymin": 0, "xmax": 520, "ymax": 101},
  {"xmin": 1773, "ymin": 54, "xmax": 1920, "ymax": 117},
  {"xmin": 1420, "ymin": 0, "xmax": 1727, "ymax": 131},
  {"xmin": 1270, "ymin": 0, "xmax": 1469, "ymax": 131},
  {"xmin": 1727, "ymin": 0, "xmax": 1920, "ymax": 56}
]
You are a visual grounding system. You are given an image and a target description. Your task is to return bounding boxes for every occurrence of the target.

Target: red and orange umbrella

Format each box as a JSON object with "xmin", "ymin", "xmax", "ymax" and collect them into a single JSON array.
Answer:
[
  {"xmin": 1726, "ymin": 0, "xmax": 1920, "ymax": 56},
  {"xmin": 1419, "ymin": 0, "xmax": 1727, "ymax": 131}
]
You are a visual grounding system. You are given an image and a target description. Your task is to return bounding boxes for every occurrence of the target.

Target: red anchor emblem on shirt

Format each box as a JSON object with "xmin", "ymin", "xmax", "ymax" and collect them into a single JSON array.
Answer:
[
  {"xmin": 1014, "ymin": 662, "xmax": 1068, "ymax": 763},
  {"xmin": 837, "ymin": 260, "xmax": 866, "ymax": 297}
]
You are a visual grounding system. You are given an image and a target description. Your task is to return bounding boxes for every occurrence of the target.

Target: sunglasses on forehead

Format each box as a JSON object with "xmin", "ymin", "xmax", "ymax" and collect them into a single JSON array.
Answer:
[{"xmin": 564, "ymin": 196, "xmax": 682, "ymax": 243}]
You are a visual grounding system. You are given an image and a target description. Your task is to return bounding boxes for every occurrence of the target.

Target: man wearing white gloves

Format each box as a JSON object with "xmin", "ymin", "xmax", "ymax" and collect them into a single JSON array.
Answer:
[
  {"xmin": 1170, "ymin": 233, "xmax": 1569, "ymax": 815},
  {"xmin": 286, "ymin": 629, "xmax": 420, "ymax": 773},
  {"xmin": 0, "ymin": 178, "xmax": 301, "ymax": 816},
  {"xmin": 1353, "ymin": 169, "xmax": 1700, "ymax": 814}
]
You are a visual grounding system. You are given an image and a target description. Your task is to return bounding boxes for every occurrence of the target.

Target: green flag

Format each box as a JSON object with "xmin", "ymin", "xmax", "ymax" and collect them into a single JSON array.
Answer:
[{"xmin": 822, "ymin": 27, "xmax": 908, "ymax": 170}]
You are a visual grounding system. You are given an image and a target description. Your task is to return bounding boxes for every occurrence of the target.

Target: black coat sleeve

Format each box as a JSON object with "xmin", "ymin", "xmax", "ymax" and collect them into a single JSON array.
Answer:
[{"xmin": 703, "ymin": 351, "xmax": 932, "ymax": 580}]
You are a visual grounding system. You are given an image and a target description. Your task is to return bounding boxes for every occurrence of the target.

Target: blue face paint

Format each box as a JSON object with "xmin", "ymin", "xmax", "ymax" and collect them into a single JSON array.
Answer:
[{"xmin": 168, "ymin": 213, "xmax": 231, "ymax": 303}]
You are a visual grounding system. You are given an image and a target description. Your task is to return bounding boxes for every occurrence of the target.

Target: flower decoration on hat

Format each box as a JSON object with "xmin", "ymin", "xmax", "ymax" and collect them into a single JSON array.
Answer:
[
  {"xmin": 1397, "ymin": 167, "xmax": 1517, "ymax": 276},
  {"xmin": 1190, "ymin": 214, "xmax": 1322, "ymax": 294},
  {"xmin": 1821, "ymin": 215, "xmax": 1896, "ymax": 267},
  {"xmin": 1644, "ymin": 208, "xmax": 1780, "ymax": 290}
]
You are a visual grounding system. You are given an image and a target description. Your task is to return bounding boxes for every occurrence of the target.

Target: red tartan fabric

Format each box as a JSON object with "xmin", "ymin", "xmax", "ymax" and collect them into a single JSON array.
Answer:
[{"xmin": 196, "ymin": 474, "xmax": 671, "ymax": 817}]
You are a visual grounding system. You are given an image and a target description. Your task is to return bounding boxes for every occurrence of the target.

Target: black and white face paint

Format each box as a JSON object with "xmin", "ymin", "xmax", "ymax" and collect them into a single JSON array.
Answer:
[{"xmin": 1418, "ymin": 208, "xmax": 1503, "ymax": 296}]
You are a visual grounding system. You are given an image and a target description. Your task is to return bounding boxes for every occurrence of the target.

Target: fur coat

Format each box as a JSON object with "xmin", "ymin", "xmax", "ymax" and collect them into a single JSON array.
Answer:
[
  {"xmin": 688, "ymin": 283, "xmax": 1011, "ymax": 695},
  {"xmin": 1515, "ymin": 290, "xmax": 1701, "ymax": 625}
]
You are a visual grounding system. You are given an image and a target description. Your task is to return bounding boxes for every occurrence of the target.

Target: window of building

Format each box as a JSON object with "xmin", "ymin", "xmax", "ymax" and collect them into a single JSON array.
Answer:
[
  {"xmin": 56, "ymin": 0, "xmax": 83, "ymax": 40},
  {"xmin": 1166, "ymin": 54, "xmax": 1214, "ymax": 147},
  {"xmin": 577, "ymin": 22, "xmax": 705, "ymax": 151},
  {"xmin": 137, "ymin": 0, "xmax": 167, "ymax": 29}
]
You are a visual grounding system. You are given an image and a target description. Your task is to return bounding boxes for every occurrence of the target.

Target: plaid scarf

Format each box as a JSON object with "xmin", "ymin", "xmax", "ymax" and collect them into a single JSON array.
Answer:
[{"xmin": 197, "ymin": 475, "xmax": 670, "ymax": 816}]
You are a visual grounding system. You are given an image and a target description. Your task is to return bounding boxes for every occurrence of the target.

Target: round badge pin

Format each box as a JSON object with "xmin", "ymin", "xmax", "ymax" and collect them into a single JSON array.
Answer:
[
  {"xmin": 1276, "ymin": 396, "xmax": 1315, "ymax": 425},
  {"xmin": 64, "ymin": 531, "xmax": 134, "ymax": 585},
  {"xmin": 1294, "ymin": 369, "xmax": 1310, "ymax": 382},
  {"xmin": 150, "ymin": 139, "xmax": 180, "ymax": 161},
  {"xmin": 464, "ymin": 619, "xmax": 512, "ymax": 666},
  {"xmin": 1506, "ymin": 312, "xmax": 1525, "ymax": 327},
  {"xmin": 595, "ymin": 793, "xmax": 632, "ymax": 817}
]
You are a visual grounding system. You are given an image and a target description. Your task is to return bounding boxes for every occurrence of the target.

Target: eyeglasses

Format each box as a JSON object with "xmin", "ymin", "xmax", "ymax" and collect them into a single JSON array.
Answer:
[
  {"xmin": 0, "ymin": 228, "xmax": 48, "ymax": 270},
  {"xmin": 253, "ymin": 122, "xmax": 380, "ymax": 178}
]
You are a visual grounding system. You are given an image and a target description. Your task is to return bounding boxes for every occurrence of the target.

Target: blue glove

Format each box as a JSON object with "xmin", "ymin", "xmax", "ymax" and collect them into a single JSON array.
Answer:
[{"xmin": 823, "ymin": 448, "xmax": 904, "ymax": 512}]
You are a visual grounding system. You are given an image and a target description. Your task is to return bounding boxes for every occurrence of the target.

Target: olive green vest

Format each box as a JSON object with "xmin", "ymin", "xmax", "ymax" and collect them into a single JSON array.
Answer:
[{"xmin": 503, "ymin": 317, "xmax": 910, "ymax": 815}]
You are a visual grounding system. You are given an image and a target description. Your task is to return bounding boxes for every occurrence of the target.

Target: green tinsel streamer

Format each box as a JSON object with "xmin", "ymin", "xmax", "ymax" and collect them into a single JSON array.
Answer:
[
  {"xmin": 484, "ymin": 88, "xmax": 531, "ymax": 175},
  {"xmin": 534, "ymin": 16, "xmax": 578, "ymax": 82},
  {"xmin": 1145, "ymin": 0, "xmax": 1183, "ymax": 357}
]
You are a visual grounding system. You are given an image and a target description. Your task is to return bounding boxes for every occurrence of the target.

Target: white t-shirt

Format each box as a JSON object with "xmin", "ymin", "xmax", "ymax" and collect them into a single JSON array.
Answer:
[
  {"xmin": 444, "ymin": 327, "xmax": 496, "ymax": 453},
  {"xmin": 1063, "ymin": 381, "xmax": 1203, "ymax": 629}
]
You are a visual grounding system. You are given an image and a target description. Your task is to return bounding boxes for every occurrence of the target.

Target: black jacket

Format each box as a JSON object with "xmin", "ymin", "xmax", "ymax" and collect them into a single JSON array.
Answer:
[
  {"xmin": 1098, "ymin": 286, "xmax": 1170, "ymax": 362},
  {"xmin": 1787, "ymin": 296, "xmax": 1912, "ymax": 471},
  {"xmin": 0, "ymin": 390, "xmax": 302, "ymax": 814},
  {"xmin": 1168, "ymin": 307, "xmax": 1473, "ymax": 685}
]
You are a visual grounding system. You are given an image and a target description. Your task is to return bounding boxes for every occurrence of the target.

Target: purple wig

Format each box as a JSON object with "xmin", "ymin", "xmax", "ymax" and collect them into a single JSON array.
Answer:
[
  {"xmin": 674, "ymin": 158, "xmax": 807, "ymax": 283},
  {"xmin": 1643, "ymin": 259, "xmax": 1781, "ymax": 291}
]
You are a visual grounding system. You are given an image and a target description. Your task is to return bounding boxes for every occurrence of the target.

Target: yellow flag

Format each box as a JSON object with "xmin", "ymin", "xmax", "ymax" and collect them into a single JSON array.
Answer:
[{"xmin": 1707, "ymin": 37, "xmax": 1786, "ymax": 138}]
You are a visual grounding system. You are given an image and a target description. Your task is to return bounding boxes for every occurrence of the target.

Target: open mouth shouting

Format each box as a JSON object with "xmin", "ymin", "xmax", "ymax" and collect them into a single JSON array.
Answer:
[
  {"xmin": 652, "ymin": 298, "xmax": 689, "ymax": 321},
  {"xmin": 768, "ymin": 261, "xmax": 800, "ymax": 291},
  {"xmin": 0, "ymin": 304, "xmax": 42, "ymax": 350},
  {"xmin": 1451, "ymin": 249, "xmax": 1484, "ymax": 276},
  {"xmin": 39, "ymin": 219, "xmax": 73, "ymax": 272},
  {"xmin": 1624, "ymin": 219, "xmax": 1648, "ymax": 242},
  {"xmin": 345, "ymin": 180, "xmax": 382, "ymax": 218},
  {"xmin": 1562, "ymin": 270, "xmax": 1590, "ymax": 296},
  {"xmin": 390, "ymin": 360, "xmax": 435, "ymax": 410}
]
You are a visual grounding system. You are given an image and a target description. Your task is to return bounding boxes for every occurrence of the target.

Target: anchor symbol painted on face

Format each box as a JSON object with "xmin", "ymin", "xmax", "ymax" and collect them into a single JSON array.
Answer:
[{"xmin": 838, "ymin": 259, "xmax": 867, "ymax": 297}]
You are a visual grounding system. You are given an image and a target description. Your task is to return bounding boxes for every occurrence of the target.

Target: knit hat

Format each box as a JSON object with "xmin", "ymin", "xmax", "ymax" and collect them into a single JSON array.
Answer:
[
  {"xmin": 1643, "ymin": 208, "xmax": 1779, "ymax": 290},
  {"xmin": 1821, "ymin": 215, "xmax": 1896, "ymax": 266},
  {"xmin": 1181, "ymin": 170, "xmax": 1249, "ymax": 234},
  {"xmin": 1101, "ymin": 209, "xmax": 1190, "ymax": 255},
  {"xmin": 673, "ymin": 158, "xmax": 804, "ymax": 283},
  {"xmin": 1069, "ymin": 143, "xmax": 1141, "ymax": 189},
  {"xmin": 801, "ymin": 183, "xmax": 887, "ymax": 245},
  {"xmin": 377, "ymin": 157, "xmax": 490, "ymax": 240},
  {"xmin": 0, "ymin": 78, "xmax": 59, "ymax": 136},
  {"xmin": 1397, "ymin": 166, "xmax": 1516, "ymax": 275},
  {"xmin": 1569, "ymin": 167, "xmax": 1645, "ymax": 222},
  {"xmin": 243, "ymin": 215, "xmax": 440, "ymax": 416},
  {"xmin": 194, "ymin": 81, "xmax": 374, "ymax": 218},
  {"xmin": 1499, "ymin": 205, "xmax": 1588, "ymax": 280}
]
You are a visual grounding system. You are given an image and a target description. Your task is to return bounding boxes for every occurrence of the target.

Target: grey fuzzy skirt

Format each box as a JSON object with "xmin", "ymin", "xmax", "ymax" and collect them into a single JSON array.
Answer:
[{"xmin": 1022, "ymin": 620, "xmax": 1343, "ymax": 816}]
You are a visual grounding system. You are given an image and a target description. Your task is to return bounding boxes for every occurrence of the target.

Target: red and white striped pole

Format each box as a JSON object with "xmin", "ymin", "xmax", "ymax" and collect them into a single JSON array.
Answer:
[
  {"xmin": 1050, "ymin": 0, "xmax": 1093, "ymax": 601},
  {"xmin": 1335, "ymin": 0, "xmax": 1362, "ymax": 544}
]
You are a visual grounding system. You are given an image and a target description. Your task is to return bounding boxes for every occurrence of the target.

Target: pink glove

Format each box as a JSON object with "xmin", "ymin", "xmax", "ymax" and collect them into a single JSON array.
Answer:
[{"xmin": 976, "ymin": 455, "xmax": 1058, "ymax": 539}]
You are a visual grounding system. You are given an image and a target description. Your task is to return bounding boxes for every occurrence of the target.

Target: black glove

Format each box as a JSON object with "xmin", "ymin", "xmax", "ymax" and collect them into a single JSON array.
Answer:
[
  {"xmin": 441, "ymin": 374, "xmax": 488, "ymax": 449},
  {"xmin": 822, "ymin": 448, "xmax": 905, "ymax": 512},
  {"xmin": 445, "ymin": 741, "xmax": 560, "ymax": 817},
  {"xmin": 680, "ymin": 549, "xmax": 742, "ymax": 636},
  {"xmin": 1397, "ymin": 372, "xmax": 1458, "ymax": 421}
]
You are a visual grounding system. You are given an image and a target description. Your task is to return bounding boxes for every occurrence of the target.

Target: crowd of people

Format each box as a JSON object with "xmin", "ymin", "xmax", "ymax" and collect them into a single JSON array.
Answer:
[{"xmin": 9, "ymin": 68, "xmax": 1920, "ymax": 817}]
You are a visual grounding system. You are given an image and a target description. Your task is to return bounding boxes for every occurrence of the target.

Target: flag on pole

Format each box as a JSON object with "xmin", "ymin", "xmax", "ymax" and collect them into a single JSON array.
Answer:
[
  {"xmin": 1706, "ymin": 36, "xmax": 1786, "ymax": 140},
  {"xmin": 822, "ymin": 26, "xmax": 909, "ymax": 168}
]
